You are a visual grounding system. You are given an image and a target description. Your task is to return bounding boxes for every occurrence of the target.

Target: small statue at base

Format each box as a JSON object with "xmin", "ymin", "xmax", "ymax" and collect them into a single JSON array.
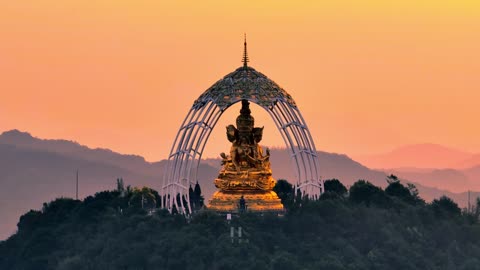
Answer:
[{"xmin": 239, "ymin": 196, "xmax": 247, "ymax": 212}]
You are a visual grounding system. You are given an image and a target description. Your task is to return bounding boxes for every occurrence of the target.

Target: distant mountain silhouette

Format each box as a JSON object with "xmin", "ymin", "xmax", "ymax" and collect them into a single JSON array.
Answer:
[
  {"xmin": 387, "ymin": 168, "xmax": 472, "ymax": 193},
  {"xmin": 409, "ymin": 165, "xmax": 480, "ymax": 192},
  {"xmin": 355, "ymin": 143, "xmax": 473, "ymax": 169},
  {"xmin": 0, "ymin": 130, "xmax": 478, "ymax": 240},
  {"xmin": 353, "ymin": 143, "xmax": 480, "ymax": 193},
  {"xmin": 457, "ymin": 154, "xmax": 480, "ymax": 169},
  {"xmin": 0, "ymin": 130, "xmax": 218, "ymax": 240},
  {"xmin": 268, "ymin": 148, "xmax": 480, "ymax": 208},
  {"xmin": 0, "ymin": 129, "xmax": 155, "ymax": 175}
]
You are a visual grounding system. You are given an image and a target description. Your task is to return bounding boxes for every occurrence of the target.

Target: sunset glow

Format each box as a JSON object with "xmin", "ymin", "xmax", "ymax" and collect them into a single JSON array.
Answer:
[{"xmin": 1, "ymin": 0, "xmax": 479, "ymax": 160}]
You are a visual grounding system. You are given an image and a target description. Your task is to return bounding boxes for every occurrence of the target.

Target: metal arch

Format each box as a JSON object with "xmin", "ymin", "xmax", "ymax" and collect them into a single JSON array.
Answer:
[
  {"xmin": 269, "ymin": 101, "xmax": 322, "ymax": 199},
  {"xmin": 162, "ymin": 100, "xmax": 221, "ymax": 213},
  {"xmin": 162, "ymin": 66, "xmax": 323, "ymax": 213}
]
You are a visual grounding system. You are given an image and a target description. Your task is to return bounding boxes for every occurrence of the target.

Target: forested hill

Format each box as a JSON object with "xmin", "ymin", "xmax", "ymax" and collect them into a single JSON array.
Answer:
[
  {"xmin": 2, "ymin": 129, "xmax": 478, "ymax": 241},
  {"xmin": 2, "ymin": 179, "xmax": 480, "ymax": 270}
]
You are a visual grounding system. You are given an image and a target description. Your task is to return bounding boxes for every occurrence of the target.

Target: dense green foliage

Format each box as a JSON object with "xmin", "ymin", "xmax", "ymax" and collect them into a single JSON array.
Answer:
[
  {"xmin": 2, "ymin": 179, "xmax": 480, "ymax": 270},
  {"xmin": 323, "ymin": 178, "xmax": 348, "ymax": 196},
  {"xmin": 273, "ymin": 179, "xmax": 294, "ymax": 208}
]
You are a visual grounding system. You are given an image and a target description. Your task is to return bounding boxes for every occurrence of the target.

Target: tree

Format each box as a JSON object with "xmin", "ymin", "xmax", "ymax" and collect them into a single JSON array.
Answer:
[
  {"xmin": 431, "ymin": 196, "xmax": 461, "ymax": 218},
  {"xmin": 17, "ymin": 210, "xmax": 42, "ymax": 233},
  {"xmin": 385, "ymin": 174, "xmax": 422, "ymax": 204},
  {"xmin": 116, "ymin": 178, "xmax": 124, "ymax": 193},
  {"xmin": 271, "ymin": 251, "xmax": 300, "ymax": 270},
  {"xmin": 194, "ymin": 182, "xmax": 202, "ymax": 203},
  {"xmin": 323, "ymin": 179, "xmax": 347, "ymax": 196},
  {"xmin": 386, "ymin": 174, "xmax": 399, "ymax": 184},
  {"xmin": 273, "ymin": 179, "xmax": 294, "ymax": 208},
  {"xmin": 129, "ymin": 187, "xmax": 156, "ymax": 210},
  {"xmin": 349, "ymin": 180, "xmax": 389, "ymax": 207},
  {"xmin": 189, "ymin": 182, "xmax": 204, "ymax": 211},
  {"xmin": 385, "ymin": 181, "xmax": 414, "ymax": 203},
  {"xmin": 407, "ymin": 183, "xmax": 421, "ymax": 201},
  {"xmin": 5, "ymin": 184, "xmax": 480, "ymax": 270},
  {"xmin": 476, "ymin": 197, "xmax": 480, "ymax": 219},
  {"xmin": 41, "ymin": 197, "xmax": 81, "ymax": 223}
]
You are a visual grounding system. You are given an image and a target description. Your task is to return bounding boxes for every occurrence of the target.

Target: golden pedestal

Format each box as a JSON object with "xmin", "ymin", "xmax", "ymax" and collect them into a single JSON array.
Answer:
[{"xmin": 208, "ymin": 190, "xmax": 284, "ymax": 213}]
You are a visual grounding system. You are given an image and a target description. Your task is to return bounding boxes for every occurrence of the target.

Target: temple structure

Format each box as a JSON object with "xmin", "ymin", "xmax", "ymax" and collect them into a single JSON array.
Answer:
[
  {"xmin": 162, "ymin": 36, "xmax": 322, "ymax": 214},
  {"xmin": 208, "ymin": 100, "xmax": 284, "ymax": 212}
]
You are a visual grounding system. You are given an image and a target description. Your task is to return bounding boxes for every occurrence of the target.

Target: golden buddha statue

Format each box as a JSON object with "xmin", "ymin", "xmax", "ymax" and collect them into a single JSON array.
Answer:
[{"xmin": 208, "ymin": 100, "xmax": 284, "ymax": 212}]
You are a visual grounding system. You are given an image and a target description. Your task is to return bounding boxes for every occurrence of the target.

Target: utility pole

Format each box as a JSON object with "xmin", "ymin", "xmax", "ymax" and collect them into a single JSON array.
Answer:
[
  {"xmin": 468, "ymin": 190, "xmax": 471, "ymax": 213},
  {"xmin": 76, "ymin": 169, "xmax": 79, "ymax": 200}
]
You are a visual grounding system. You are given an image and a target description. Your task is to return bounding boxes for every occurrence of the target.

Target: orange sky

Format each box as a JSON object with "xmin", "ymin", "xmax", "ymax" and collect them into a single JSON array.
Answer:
[{"xmin": 1, "ymin": 0, "xmax": 479, "ymax": 161}]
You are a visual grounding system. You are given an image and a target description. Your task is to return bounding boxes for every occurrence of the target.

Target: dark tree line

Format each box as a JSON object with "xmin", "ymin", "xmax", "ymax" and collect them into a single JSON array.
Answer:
[{"xmin": 2, "ymin": 177, "xmax": 480, "ymax": 270}]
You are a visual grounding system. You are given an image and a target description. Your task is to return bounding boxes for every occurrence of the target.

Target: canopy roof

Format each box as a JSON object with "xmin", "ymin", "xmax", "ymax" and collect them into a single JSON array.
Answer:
[{"xmin": 194, "ymin": 66, "xmax": 296, "ymax": 110}]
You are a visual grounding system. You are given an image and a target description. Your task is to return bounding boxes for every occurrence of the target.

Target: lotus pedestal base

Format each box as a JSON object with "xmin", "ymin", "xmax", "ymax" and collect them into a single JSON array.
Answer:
[{"xmin": 208, "ymin": 190, "xmax": 284, "ymax": 213}]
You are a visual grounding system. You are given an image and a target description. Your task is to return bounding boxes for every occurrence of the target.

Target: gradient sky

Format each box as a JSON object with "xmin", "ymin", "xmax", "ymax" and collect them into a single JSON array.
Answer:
[{"xmin": 1, "ymin": 0, "xmax": 479, "ymax": 161}]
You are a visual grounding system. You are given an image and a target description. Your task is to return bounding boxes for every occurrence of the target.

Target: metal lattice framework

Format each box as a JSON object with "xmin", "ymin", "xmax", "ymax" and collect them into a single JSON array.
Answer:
[{"xmin": 161, "ymin": 65, "xmax": 322, "ymax": 213}]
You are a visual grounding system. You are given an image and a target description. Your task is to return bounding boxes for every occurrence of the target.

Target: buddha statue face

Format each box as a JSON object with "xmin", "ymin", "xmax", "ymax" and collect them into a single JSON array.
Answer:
[{"xmin": 236, "ymin": 115, "xmax": 254, "ymax": 133}]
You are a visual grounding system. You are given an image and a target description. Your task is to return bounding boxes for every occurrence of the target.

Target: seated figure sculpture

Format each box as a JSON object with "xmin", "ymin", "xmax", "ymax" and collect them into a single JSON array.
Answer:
[
  {"xmin": 216, "ymin": 102, "xmax": 274, "ymax": 190},
  {"xmin": 209, "ymin": 100, "xmax": 283, "ymax": 212}
]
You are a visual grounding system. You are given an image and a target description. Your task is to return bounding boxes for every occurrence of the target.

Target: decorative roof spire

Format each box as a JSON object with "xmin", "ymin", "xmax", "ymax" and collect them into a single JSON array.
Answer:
[{"xmin": 242, "ymin": 33, "xmax": 249, "ymax": 68}]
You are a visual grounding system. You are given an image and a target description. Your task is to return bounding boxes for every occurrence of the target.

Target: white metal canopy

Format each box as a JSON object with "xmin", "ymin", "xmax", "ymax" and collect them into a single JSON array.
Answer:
[{"xmin": 161, "ymin": 65, "xmax": 322, "ymax": 213}]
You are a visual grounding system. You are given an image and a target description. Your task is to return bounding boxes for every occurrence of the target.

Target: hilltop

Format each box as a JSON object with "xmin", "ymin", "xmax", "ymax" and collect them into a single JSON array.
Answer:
[
  {"xmin": 1, "ymin": 179, "xmax": 480, "ymax": 270},
  {"xmin": 1, "ymin": 129, "xmax": 479, "ymax": 240}
]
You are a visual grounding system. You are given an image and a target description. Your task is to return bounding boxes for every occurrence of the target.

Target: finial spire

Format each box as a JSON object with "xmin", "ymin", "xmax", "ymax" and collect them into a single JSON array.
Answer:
[{"xmin": 242, "ymin": 33, "xmax": 249, "ymax": 68}]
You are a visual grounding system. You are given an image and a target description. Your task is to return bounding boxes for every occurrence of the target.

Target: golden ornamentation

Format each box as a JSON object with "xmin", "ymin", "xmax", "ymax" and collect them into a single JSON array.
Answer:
[{"xmin": 208, "ymin": 100, "xmax": 284, "ymax": 212}]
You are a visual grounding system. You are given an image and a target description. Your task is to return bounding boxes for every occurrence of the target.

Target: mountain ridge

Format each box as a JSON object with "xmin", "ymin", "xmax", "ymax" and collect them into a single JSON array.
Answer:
[
  {"xmin": 1, "ymin": 129, "xmax": 479, "ymax": 241},
  {"xmin": 355, "ymin": 143, "xmax": 476, "ymax": 169}
]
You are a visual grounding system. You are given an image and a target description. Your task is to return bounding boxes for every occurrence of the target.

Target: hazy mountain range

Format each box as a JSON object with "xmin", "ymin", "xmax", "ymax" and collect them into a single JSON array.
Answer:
[
  {"xmin": 354, "ymin": 143, "xmax": 474, "ymax": 169},
  {"xmin": 355, "ymin": 143, "xmax": 480, "ymax": 192},
  {"xmin": 1, "ymin": 129, "xmax": 479, "ymax": 240}
]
